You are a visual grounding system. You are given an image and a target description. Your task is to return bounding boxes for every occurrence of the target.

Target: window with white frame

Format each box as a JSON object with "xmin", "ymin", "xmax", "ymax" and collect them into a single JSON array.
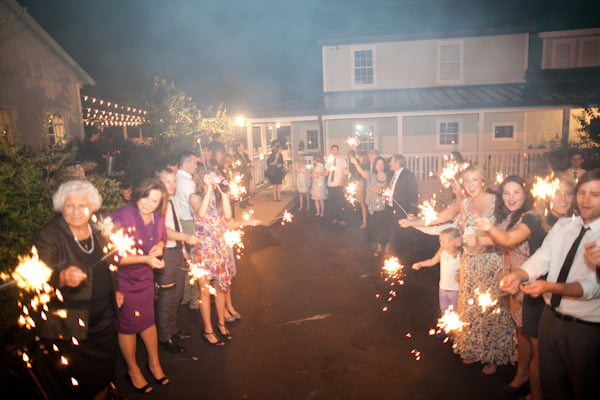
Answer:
[
  {"xmin": 551, "ymin": 39, "xmax": 575, "ymax": 68},
  {"xmin": 438, "ymin": 42, "xmax": 462, "ymax": 83},
  {"xmin": 47, "ymin": 112, "xmax": 65, "ymax": 146},
  {"xmin": 306, "ymin": 130, "xmax": 319, "ymax": 150},
  {"xmin": 353, "ymin": 49, "xmax": 374, "ymax": 86},
  {"xmin": 353, "ymin": 123, "xmax": 375, "ymax": 151},
  {"xmin": 493, "ymin": 124, "xmax": 515, "ymax": 140},
  {"xmin": 438, "ymin": 121, "xmax": 459, "ymax": 146},
  {"xmin": 0, "ymin": 110, "xmax": 14, "ymax": 143},
  {"xmin": 580, "ymin": 38, "xmax": 600, "ymax": 67}
]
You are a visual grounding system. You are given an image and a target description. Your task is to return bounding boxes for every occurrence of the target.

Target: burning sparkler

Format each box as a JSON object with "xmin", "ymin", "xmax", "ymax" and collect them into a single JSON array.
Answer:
[
  {"xmin": 436, "ymin": 306, "xmax": 468, "ymax": 333},
  {"xmin": 495, "ymin": 171, "xmax": 506, "ymax": 186},
  {"xmin": 344, "ymin": 181, "xmax": 358, "ymax": 206},
  {"xmin": 418, "ymin": 195, "xmax": 438, "ymax": 226},
  {"xmin": 382, "ymin": 257, "xmax": 405, "ymax": 283},
  {"xmin": 531, "ymin": 175, "xmax": 559, "ymax": 205},
  {"xmin": 9, "ymin": 247, "xmax": 53, "ymax": 293},
  {"xmin": 346, "ymin": 136, "xmax": 359, "ymax": 147},
  {"xmin": 228, "ymin": 174, "xmax": 247, "ymax": 201},
  {"xmin": 281, "ymin": 210, "xmax": 293, "ymax": 225},
  {"xmin": 439, "ymin": 159, "xmax": 468, "ymax": 188},
  {"xmin": 224, "ymin": 228, "xmax": 244, "ymax": 248},
  {"xmin": 474, "ymin": 288, "xmax": 499, "ymax": 313}
]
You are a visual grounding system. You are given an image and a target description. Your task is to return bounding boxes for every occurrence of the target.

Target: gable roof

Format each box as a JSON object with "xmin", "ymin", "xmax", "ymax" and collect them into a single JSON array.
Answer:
[{"xmin": 2, "ymin": 0, "xmax": 94, "ymax": 86}]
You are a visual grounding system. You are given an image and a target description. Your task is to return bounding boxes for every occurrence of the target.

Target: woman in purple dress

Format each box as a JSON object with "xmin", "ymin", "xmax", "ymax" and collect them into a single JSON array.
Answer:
[{"xmin": 111, "ymin": 178, "xmax": 169, "ymax": 394}]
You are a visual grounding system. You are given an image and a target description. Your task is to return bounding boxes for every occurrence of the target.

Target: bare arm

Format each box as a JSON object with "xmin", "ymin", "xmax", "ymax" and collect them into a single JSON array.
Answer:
[
  {"xmin": 475, "ymin": 217, "xmax": 531, "ymax": 248},
  {"xmin": 412, "ymin": 248, "xmax": 442, "ymax": 270},
  {"xmin": 350, "ymin": 157, "xmax": 368, "ymax": 180},
  {"xmin": 521, "ymin": 280, "xmax": 584, "ymax": 299}
]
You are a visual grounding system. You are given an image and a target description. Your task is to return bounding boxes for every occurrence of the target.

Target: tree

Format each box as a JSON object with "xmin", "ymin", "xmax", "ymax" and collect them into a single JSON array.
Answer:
[{"xmin": 573, "ymin": 107, "xmax": 600, "ymax": 147}]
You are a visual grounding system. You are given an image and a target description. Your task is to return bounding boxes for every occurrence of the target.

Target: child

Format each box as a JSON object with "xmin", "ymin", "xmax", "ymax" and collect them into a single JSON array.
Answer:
[
  {"xmin": 295, "ymin": 154, "xmax": 312, "ymax": 211},
  {"xmin": 412, "ymin": 227, "xmax": 461, "ymax": 336},
  {"xmin": 310, "ymin": 154, "xmax": 328, "ymax": 217}
]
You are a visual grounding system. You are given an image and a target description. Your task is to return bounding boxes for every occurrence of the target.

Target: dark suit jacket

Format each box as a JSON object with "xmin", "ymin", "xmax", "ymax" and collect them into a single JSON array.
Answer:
[
  {"xmin": 233, "ymin": 151, "xmax": 252, "ymax": 180},
  {"xmin": 390, "ymin": 168, "xmax": 418, "ymax": 219}
]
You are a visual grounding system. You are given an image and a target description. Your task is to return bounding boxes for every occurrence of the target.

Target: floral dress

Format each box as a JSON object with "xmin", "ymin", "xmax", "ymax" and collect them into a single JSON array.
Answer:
[
  {"xmin": 190, "ymin": 193, "xmax": 235, "ymax": 291},
  {"xmin": 310, "ymin": 163, "xmax": 328, "ymax": 200},
  {"xmin": 453, "ymin": 197, "xmax": 516, "ymax": 366},
  {"xmin": 295, "ymin": 163, "xmax": 311, "ymax": 194}
]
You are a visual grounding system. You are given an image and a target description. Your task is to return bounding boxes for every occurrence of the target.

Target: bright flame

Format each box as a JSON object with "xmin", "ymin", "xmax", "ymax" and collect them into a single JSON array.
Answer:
[
  {"xmin": 440, "ymin": 160, "xmax": 468, "ymax": 188},
  {"xmin": 281, "ymin": 210, "xmax": 293, "ymax": 225},
  {"xmin": 418, "ymin": 196, "xmax": 438, "ymax": 226},
  {"xmin": 12, "ymin": 247, "xmax": 53, "ymax": 292},
  {"xmin": 344, "ymin": 182, "xmax": 358, "ymax": 206},
  {"xmin": 224, "ymin": 229, "xmax": 244, "ymax": 248},
  {"xmin": 346, "ymin": 136, "xmax": 359, "ymax": 147},
  {"xmin": 382, "ymin": 257, "xmax": 404, "ymax": 282},
  {"xmin": 437, "ymin": 306, "xmax": 468, "ymax": 333},
  {"xmin": 107, "ymin": 229, "xmax": 137, "ymax": 258},
  {"xmin": 474, "ymin": 288, "xmax": 498, "ymax": 313},
  {"xmin": 531, "ymin": 175, "xmax": 560, "ymax": 205},
  {"xmin": 495, "ymin": 171, "xmax": 506, "ymax": 186}
]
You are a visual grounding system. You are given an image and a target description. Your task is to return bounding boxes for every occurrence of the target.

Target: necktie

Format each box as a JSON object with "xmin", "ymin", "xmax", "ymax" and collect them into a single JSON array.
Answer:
[
  {"xmin": 550, "ymin": 225, "xmax": 589, "ymax": 308},
  {"xmin": 329, "ymin": 158, "xmax": 336, "ymax": 184},
  {"xmin": 169, "ymin": 199, "xmax": 182, "ymax": 248},
  {"xmin": 389, "ymin": 173, "xmax": 398, "ymax": 206},
  {"xmin": 573, "ymin": 170, "xmax": 578, "ymax": 180}
]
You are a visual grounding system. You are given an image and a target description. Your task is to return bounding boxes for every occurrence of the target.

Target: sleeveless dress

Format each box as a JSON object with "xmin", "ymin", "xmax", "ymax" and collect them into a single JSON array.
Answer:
[
  {"xmin": 453, "ymin": 197, "xmax": 516, "ymax": 366},
  {"xmin": 311, "ymin": 163, "xmax": 328, "ymax": 200},
  {"xmin": 190, "ymin": 193, "xmax": 235, "ymax": 291},
  {"xmin": 295, "ymin": 163, "xmax": 311, "ymax": 194}
]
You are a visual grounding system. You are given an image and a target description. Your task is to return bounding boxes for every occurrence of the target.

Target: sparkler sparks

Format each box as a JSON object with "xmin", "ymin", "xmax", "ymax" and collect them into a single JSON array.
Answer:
[
  {"xmin": 474, "ymin": 288, "xmax": 498, "ymax": 313},
  {"xmin": 382, "ymin": 257, "xmax": 405, "ymax": 282},
  {"xmin": 228, "ymin": 174, "xmax": 247, "ymax": 201},
  {"xmin": 188, "ymin": 262, "xmax": 210, "ymax": 283},
  {"xmin": 418, "ymin": 196, "xmax": 438, "ymax": 226},
  {"xmin": 224, "ymin": 228, "xmax": 244, "ymax": 248},
  {"xmin": 281, "ymin": 210, "xmax": 294, "ymax": 225},
  {"xmin": 105, "ymin": 228, "xmax": 137, "ymax": 259},
  {"xmin": 439, "ymin": 160, "xmax": 468, "ymax": 188},
  {"xmin": 346, "ymin": 136, "xmax": 359, "ymax": 147},
  {"xmin": 344, "ymin": 182, "xmax": 358, "ymax": 206},
  {"xmin": 531, "ymin": 175, "xmax": 559, "ymax": 205},
  {"xmin": 11, "ymin": 247, "xmax": 53, "ymax": 292},
  {"xmin": 436, "ymin": 306, "xmax": 468, "ymax": 333},
  {"xmin": 495, "ymin": 171, "xmax": 506, "ymax": 186}
]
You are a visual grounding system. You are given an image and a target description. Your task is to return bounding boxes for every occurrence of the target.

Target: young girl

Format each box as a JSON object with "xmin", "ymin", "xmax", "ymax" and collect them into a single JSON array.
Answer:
[
  {"xmin": 295, "ymin": 154, "xmax": 312, "ymax": 211},
  {"xmin": 412, "ymin": 227, "xmax": 461, "ymax": 336},
  {"xmin": 310, "ymin": 154, "xmax": 328, "ymax": 217}
]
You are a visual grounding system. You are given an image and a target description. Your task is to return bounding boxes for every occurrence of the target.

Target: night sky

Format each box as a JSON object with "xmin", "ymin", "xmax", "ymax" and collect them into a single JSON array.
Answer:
[{"xmin": 19, "ymin": 0, "xmax": 600, "ymax": 115}]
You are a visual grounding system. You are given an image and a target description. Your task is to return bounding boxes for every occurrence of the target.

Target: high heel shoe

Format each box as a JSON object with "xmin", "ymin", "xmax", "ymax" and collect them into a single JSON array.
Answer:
[
  {"xmin": 147, "ymin": 368, "xmax": 170, "ymax": 386},
  {"xmin": 217, "ymin": 324, "xmax": 233, "ymax": 340},
  {"xmin": 126, "ymin": 374, "xmax": 153, "ymax": 394},
  {"xmin": 202, "ymin": 331, "xmax": 225, "ymax": 346}
]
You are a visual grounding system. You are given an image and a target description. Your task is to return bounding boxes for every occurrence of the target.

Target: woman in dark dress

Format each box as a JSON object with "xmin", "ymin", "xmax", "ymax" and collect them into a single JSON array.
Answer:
[
  {"xmin": 111, "ymin": 178, "xmax": 169, "ymax": 394},
  {"xmin": 266, "ymin": 144, "xmax": 285, "ymax": 201},
  {"xmin": 33, "ymin": 180, "xmax": 117, "ymax": 400}
]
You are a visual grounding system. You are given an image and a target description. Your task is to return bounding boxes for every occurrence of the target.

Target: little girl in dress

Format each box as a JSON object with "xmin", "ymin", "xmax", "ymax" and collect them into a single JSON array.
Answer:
[{"xmin": 295, "ymin": 154, "xmax": 312, "ymax": 211}]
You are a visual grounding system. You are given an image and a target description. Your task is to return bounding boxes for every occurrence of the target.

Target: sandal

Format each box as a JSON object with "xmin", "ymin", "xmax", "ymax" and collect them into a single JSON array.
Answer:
[
  {"xmin": 202, "ymin": 331, "xmax": 225, "ymax": 346},
  {"xmin": 126, "ymin": 374, "xmax": 153, "ymax": 394},
  {"xmin": 217, "ymin": 324, "xmax": 233, "ymax": 340},
  {"xmin": 360, "ymin": 223, "xmax": 367, "ymax": 229}
]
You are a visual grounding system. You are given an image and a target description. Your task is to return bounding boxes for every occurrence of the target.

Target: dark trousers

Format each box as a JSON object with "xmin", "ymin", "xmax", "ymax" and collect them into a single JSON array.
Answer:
[
  {"xmin": 327, "ymin": 186, "xmax": 346, "ymax": 221},
  {"xmin": 386, "ymin": 206, "xmax": 414, "ymax": 266},
  {"xmin": 155, "ymin": 247, "xmax": 187, "ymax": 342},
  {"xmin": 538, "ymin": 306, "xmax": 600, "ymax": 400}
]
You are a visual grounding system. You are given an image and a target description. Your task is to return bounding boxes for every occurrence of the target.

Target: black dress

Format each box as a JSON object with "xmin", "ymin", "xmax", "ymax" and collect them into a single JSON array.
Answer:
[
  {"xmin": 32, "ymin": 217, "xmax": 117, "ymax": 400},
  {"xmin": 267, "ymin": 153, "xmax": 285, "ymax": 185}
]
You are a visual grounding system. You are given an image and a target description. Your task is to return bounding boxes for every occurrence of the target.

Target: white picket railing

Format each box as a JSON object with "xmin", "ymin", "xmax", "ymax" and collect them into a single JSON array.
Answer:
[{"xmin": 405, "ymin": 150, "xmax": 548, "ymax": 182}]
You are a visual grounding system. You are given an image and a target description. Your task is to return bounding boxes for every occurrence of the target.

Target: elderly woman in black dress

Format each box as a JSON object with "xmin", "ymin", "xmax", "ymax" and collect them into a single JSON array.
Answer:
[{"xmin": 33, "ymin": 180, "xmax": 118, "ymax": 400}]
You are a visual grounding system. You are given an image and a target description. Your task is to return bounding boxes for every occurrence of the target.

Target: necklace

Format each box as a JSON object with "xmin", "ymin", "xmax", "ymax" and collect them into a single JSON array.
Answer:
[{"xmin": 73, "ymin": 223, "xmax": 95, "ymax": 255}]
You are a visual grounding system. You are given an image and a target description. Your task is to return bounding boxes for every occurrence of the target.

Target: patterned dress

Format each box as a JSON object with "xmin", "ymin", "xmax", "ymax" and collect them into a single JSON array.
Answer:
[
  {"xmin": 190, "ymin": 193, "xmax": 235, "ymax": 292},
  {"xmin": 453, "ymin": 197, "xmax": 516, "ymax": 365},
  {"xmin": 310, "ymin": 163, "xmax": 328, "ymax": 200},
  {"xmin": 295, "ymin": 163, "xmax": 311, "ymax": 194}
]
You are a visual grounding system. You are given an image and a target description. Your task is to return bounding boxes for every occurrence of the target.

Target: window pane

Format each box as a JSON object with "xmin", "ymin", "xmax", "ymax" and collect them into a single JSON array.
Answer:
[{"xmin": 494, "ymin": 125, "xmax": 514, "ymax": 139}]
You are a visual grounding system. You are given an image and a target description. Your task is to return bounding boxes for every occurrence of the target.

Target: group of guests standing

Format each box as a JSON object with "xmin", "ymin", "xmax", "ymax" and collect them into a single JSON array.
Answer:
[
  {"xmin": 30, "ymin": 148, "xmax": 248, "ymax": 399},
  {"xmin": 403, "ymin": 161, "xmax": 599, "ymax": 400}
]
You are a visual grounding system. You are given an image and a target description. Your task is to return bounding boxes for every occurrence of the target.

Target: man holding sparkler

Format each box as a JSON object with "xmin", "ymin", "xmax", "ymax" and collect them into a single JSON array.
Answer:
[
  {"xmin": 156, "ymin": 167, "xmax": 201, "ymax": 353},
  {"xmin": 500, "ymin": 169, "xmax": 600, "ymax": 400},
  {"xmin": 386, "ymin": 154, "xmax": 418, "ymax": 265},
  {"xmin": 325, "ymin": 144, "xmax": 348, "ymax": 226}
]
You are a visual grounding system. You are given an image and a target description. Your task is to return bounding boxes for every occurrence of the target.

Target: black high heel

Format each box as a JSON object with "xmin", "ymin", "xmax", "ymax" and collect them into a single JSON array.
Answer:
[
  {"xmin": 217, "ymin": 324, "xmax": 233, "ymax": 340},
  {"xmin": 126, "ymin": 374, "xmax": 153, "ymax": 394},
  {"xmin": 202, "ymin": 331, "xmax": 225, "ymax": 346}
]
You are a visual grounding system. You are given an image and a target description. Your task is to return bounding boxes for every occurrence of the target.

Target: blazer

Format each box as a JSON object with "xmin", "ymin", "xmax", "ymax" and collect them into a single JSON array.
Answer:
[{"xmin": 390, "ymin": 168, "xmax": 418, "ymax": 218}]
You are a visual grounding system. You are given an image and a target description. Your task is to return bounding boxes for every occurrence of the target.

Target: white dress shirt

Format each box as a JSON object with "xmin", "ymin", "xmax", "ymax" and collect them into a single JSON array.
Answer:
[
  {"xmin": 520, "ymin": 216, "xmax": 600, "ymax": 322},
  {"xmin": 388, "ymin": 168, "xmax": 403, "ymax": 206},
  {"xmin": 166, "ymin": 197, "xmax": 182, "ymax": 249},
  {"xmin": 325, "ymin": 156, "xmax": 347, "ymax": 187},
  {"xmin": 175, "ymin": 169, "xmax": 195, "ymax": 221}
]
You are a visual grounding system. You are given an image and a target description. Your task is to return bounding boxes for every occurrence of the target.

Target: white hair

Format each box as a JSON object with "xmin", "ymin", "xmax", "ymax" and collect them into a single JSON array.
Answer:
[{"xmin": 52, "ymin": 180, "xmax": 102, "ymax": 212}]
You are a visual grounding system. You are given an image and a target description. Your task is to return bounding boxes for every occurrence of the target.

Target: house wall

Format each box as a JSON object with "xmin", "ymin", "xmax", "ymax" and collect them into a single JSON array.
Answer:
[
  {"xmin": 0, "ymin": 1, "xmax": 87, "ymax": 148},
  {"xmin": 322, "ymin": 33, "xmax": 527, "ymax": 92},
  {"xmin": 324, "ymin": 116, "xmax": 398, "ymax": 152}
]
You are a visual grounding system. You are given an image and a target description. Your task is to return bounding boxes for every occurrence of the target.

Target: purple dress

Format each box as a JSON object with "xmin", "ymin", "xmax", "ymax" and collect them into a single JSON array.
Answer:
[{"xmin": 112, "ymin": 203, "xmax": 166, "ymax": 334}]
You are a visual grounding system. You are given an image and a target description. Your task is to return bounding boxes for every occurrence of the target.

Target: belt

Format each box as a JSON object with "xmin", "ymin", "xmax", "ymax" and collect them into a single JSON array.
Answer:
[{"xmin": 550, "ymin": 307, "xmax": 600, "ymax": 326}]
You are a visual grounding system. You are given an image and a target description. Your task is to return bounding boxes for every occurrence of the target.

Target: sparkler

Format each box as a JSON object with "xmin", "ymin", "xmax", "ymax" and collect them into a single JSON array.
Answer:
[
  {"xmin": 439, "ymin": 159, "xmax": 468, "ymax": 188},
  {"xmin": 531, "ymin": 175, "xmax": 559, "ymax": 205},
  {"xmin": 281, "ymin": 210, "xmax": 293, "ymax": 225},
  {"xmin": 473, "ymin": 288, "xmax": 499, "ymax": 313},
  {"xmin": 418, "ymin": 195, "xmax": 438, "ymax": 226},
  {"xmin": 0, "ymin": 247, "xmax": 53, "ymax": 293},
  {"xmin": 344, "ymin": 181, "xmax": 358, "ymax": 206},
  {"xmin": 346, "ymin": 136, "xmax": 359, "ymax": 147},
  {"xmin": 495, "ymin": 171, "xmax": 506, "ymax": 186},
  {"xmin": 228, "ymin": 174, "xmax": 247, "ymax": 201},
  {"xmin": 436, "ymin": 306, "xmax": 468, "ymax": 333}
]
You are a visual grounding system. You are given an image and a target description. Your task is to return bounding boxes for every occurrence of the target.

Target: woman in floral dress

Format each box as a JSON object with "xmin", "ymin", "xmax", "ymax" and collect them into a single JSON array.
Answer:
[
  {"xmin": 310, "ymin": 154, "xmax": 328, "ymax": 217},
  {"xmin": 190, "ymin": 173, "xmax": 236, "ymax": 345},
  {"xmin": 453, "ymin": 165, "xmax": 515, "ymax": 375}
]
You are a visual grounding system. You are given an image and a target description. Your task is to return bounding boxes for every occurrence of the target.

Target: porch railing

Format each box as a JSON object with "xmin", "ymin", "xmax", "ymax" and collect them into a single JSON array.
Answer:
[{"xmin": 405, "ymin": 150, "xmax": 548, "ymax": 182}]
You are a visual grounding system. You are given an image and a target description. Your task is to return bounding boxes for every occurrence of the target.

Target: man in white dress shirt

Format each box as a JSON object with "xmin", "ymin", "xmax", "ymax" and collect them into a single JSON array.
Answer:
[
  {"xmin": 325, "ymin": 144, "xmax": 348, "ymax": 226},
  {"xmin": 156, "ymin": 167, "xmax": 201, "ymax": 352},
  {"xmin": 500, "ymin": 169, "xmax": 600, "ymax": 400},
  {"xmin": 175, "ymin": 151, "xmax": 200, "ymax": 308}
]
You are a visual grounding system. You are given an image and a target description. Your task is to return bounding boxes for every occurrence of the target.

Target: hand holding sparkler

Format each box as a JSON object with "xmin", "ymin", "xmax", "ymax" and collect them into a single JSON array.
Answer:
[
  {"xmin": 519, "ymin": 280, "xmax": 554, "ymax": 298},
  {"xmin": 473, "ymin": 215, "xmax": 493, "ymax": 232},
  {"xmin": 59, "ymin": 266, "xmax": 87, "ymax": 288},
  {"xmin": 499, "ymin": 271, "xmax": 524, "ymax": 295}
]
